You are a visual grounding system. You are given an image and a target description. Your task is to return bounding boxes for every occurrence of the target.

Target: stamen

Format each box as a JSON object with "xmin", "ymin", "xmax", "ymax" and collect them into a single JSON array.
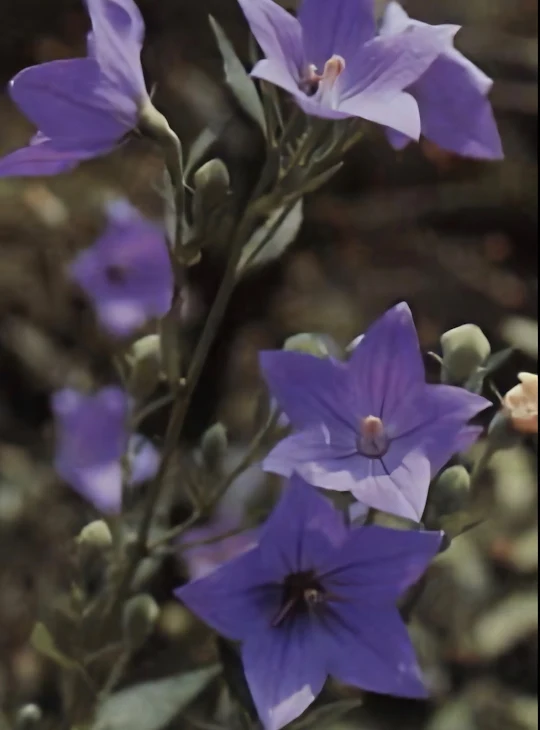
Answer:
[{"xmin": 357, "ymin": 416, "xmax": 390, "ymax": 458}]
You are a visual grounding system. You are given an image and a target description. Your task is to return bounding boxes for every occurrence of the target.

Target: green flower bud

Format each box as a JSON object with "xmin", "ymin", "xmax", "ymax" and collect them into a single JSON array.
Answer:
[
  {"xmin": 488, "ymin": 411, "xmax": 523, "ymax": 451},
  {"xmin": 200, "ymin": 422, "xmax": 228, "ymax": 473},
  {"xmin": 426, "ymin": 466, "xmax": 471, "ymax": 527},
  {"xmin": 127, "ymin": 334, "xmax": 162, "ymax": 400},
  {"xmin": 283, "ymin": 333, "xmax": 336, "ymax": 358},
  {"xmin": 15, "ymin": 704, "xmax": 42, "ymax": 729},
  {"xmin": 122, "ymin": 594, "xmax": 160, "ymax": 652},
  {"xmin": 440, "ymin": 324, "xmax": 491, "ymax": 384},
  {"xmin": 192, "ymin": 159, "xmax": 230, "ymax": 228},
  {"xmin": 76, "ymin": 520, "xmax": 113, "ymax": 551}
]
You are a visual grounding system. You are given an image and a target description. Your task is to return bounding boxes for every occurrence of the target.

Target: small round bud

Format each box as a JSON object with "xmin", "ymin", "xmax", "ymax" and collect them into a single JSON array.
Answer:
[
  {"xmin": 15, "ymin": 704, "xmax": 42, "ymax": 729},
  {"xmin": 441, "ymin": 324, "xmax": 491, "ymax": 384},
  {"xmin": 200, "ymin": 422, "xmax": 228, "ymax": 473},
  {"xmin": 127, "ymin": 334, "xmax": 162, "ymax": 400},
  {"xmin": 193, "ymin": 158, "xmax": 230, "ymax": 191},
  {"xmin": 122, "ymin": 594, "xmax": 160, "ymax": 652},
  {"xmin": 427, "ymin": 466, "xmax": 471, "ymax": 525},
  {"xmin": 488, "ymin": 411, "xmax": 523, "ymax": 451},
  {"xmin": 76, "ymin": 520, "xmax": 113, "ymax": 550},
  {"xmin": 284, "ymin": 333, "xmax": 335, "ymax": 358}
]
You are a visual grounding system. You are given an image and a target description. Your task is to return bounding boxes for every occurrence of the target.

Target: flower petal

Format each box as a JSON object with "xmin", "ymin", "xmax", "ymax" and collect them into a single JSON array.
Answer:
[
  {"xmin": 259, "ymin": 350, "xmax": 356, "ymax": 432},
  {"xmin": 321, "ymin": 524, "xmax": 442, "ymax": 602},
  {"xmin": 349, "ymin": 451, "xmax": 431, "ymax": 521},
  {"xmin": 258, "ymin": 475, "xmax": 349, "ymax": 579},
  {"xmin": 347, "ymin": 303, "xmax": 425, "ymax": 421},
  {"xmin": 319, "ymin": 601, "xmax": 428, "ymax": 698},
  {"xmin": 237, "ymin": 0, "xmax": 304, "ymax": 81},
  {"xmin": 175, "ymin": 547, "xmax": 278, "ymax": 642},
  {"xmin": 85, "ymin": 0, "xmax": 147, "ymax": 99},
  {"xmin": 262, "ymin": 426, "xmax": 357, "ymax": 479},
  {"xmin": 9, "ymin": 58, "xmax": 134, "ymax": 143},
  {"xmin": 408, "ymin": 51, "xmax": 503, "ymax": 159},
  {"xmin": 341, "ymin": 23, "xmax": 458, "ymax": 99},
  {"xmin": 0, "ymin": 139, "xmax": 97, "ymax": 178},
  {"xmin": 338, "ymin": 89, "xmax": 421, "ymax": 139},
  {"xmin": 299, "ymin": 0, "xmax": 376, "ymax": 71},
  {"xmin": 242, "ymin": 615, "xmax": 327, "ymax": 730}
]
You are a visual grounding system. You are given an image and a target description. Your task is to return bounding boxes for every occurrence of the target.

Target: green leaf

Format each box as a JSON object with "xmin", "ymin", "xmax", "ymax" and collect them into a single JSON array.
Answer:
[
  {"xmin": 30, "ymin": 622, "xmax": 79, "ymax": 671},
  {"xmin": 209, "ymin": 16, "xmax": 266, "ymax": 133},
  {"xmin": 92, "ymin": 665, "xmax": 221, "ymax": 730},
  {"xmin": 238, "ymin": 199, "xmax": 303, "ymax": 273},
  {"xmin": 185, "ymin": 128, "xmax": 218, "ymax": 182}
]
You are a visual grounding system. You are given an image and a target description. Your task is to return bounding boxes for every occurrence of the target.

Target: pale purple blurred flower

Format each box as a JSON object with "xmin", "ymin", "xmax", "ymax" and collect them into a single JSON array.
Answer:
[
  {"xmin": 52, "ymin": 387, "xmax": 159, "ymax": 513},
  {"xmin": 175, "ymin": 476, "xmax": 442, "ymax": 730},
  {"xmin": 70, "ymin": 200, "xmax": 173, "ymax": 338},
  {"xmin": 0, "ymin": 0, "xmax": 149, "ymax": 177},
  {"xmin": 380, "ymin": 2, "xmax": 503, "ymax": 159},
  {"xmin": 237, "ymin": 0, "xmax": 458, "ymax": 139},
  {"xmin": 261, "ymin": 303, "xmax": 491, "ymax": 521}
]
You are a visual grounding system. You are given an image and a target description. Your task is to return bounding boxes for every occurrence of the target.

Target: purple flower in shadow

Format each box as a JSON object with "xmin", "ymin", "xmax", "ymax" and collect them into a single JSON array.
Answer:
[
  {"xmin": 175, "ymin": 476, "xmax": 442, "ymax": 730},
  {"xmin": 70, "ymin": 200, "xmax": 174, "ymax": 338},
  {"xmin": 0, "ymin": 0, "xmax": 149, "ymax": 177},
  {"xmin": 52, "ymin": 387, "xmax": 159, "ymax": 513},
  {"xmin": 237, "ymin": 0, "xmax": 458, "ymax": 139},
  {"xmin": 260, "ymin": 303, "xmax": 491, "ymax": 521},
  {"xmin": 381, "ymin": 3, "xmax": 503, "ymax": 159}
]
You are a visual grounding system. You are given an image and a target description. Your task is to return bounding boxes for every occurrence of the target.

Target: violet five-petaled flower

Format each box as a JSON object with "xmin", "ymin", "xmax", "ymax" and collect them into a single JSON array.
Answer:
[
  {"xmin": 236, "ymin": 0, "xmax": 502, "ymax": 157},
  {"xmin": 69, "ymin": 200, "xmax": 174, "ymax": 337},
  {"xmin": 175, "ymin": 476, "xmax": 443, "ymax": 730},
  {"xmin": 51, "ymin": 387, "xmax": 159, "ymax": 513},
  {"xmin": 0, "ymin": 0, "xmax": 149, "ymax": 177},
  {"xmin": 380, "ymin": 3, "xmax": 503, "ymax": 159},
  {"xmin": 260, "ymin": 303, "xmax": 491, "ymax": 522}
]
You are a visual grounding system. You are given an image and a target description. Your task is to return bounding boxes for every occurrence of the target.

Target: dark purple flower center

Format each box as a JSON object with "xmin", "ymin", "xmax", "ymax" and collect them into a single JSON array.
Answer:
[
  {"xmin": 301, "ymin": 55, "xmax": 346, "ymax": 99},
  {"xmin": 357, "ymin": 415, "xmax": 390, "ymax": 458},
  {"xmin": 271, "ymin": 570, "xmax": 325, "ymax": 627},
  {"xmin": 105, "ymin": 264, "xmax": 128, "ymax": 284}
]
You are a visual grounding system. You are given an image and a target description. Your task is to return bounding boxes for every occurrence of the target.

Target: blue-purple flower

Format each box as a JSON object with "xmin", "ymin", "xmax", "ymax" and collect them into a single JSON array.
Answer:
[
  {"xmin": 237, "ymin": 0, "xmax": 460, "ymax": 140},
  {"xmin": 0, "ymin": 0, "xmax": 149, "ymax": 177},
  {"xmin": 175, "ymin": 476, "xmax": 443, "ymax": 730},
  {"xmin": 381, "ymin": 3, "xmax": 503, "ymax": 159},
  {"xmin": 260, "ymin": 303, "xmax": 490, "ymax": 521},
  {"xmin": 51, "ymin": 387, "xmax": 159, "ymax": 513},
  {"xmin": 70, "ymin": 200, "xmax": 174, "ymax": 338}
]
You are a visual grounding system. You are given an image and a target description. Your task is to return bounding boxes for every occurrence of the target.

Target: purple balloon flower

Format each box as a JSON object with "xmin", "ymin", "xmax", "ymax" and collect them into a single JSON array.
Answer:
[
  {"xmin": 70, "ymin": 200, "xmax": 174, "ymax": 338},
  {"xmin": 260, "ymin": 303, "xmax": 491, "ymax": 521},
  {"xmin": 0, "ymin": 0, "xmax": 149, "ymax": 177},
  {"xmin": 381, "ymin": 3, "xmax": 503, "ymax": 159},
  {"xmin": 236, "ymin": 0, "xmax": 459, "ymax": 139},
  {"xmin": 175, "ymin": 476, "xmax": 442, "ymax": 730},
  {"xmin": 52, "ymin": 387, "xmax": 159, "ymax": 513}
]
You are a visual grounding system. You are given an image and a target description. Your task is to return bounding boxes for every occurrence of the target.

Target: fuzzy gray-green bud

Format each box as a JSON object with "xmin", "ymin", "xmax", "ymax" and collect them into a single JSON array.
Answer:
[
  {"xmin": 284, "ymin": 333, "xmax": 335, "ymax": 358},
  {"xmin": 488, "ymin": 411, "xmax": 523, "ymax": 451},
  {"xmin": 127, "ymin": 334, "xmax": 162, "ymax": 400},
  {"xmin": 122, "ymin": 594, "xmax": 160, "ymax": 652},
  {"xmin": 426, "ymin": 466, "xmax": 471, "ymax": 527},
  {"xmin": 15, "ymin": 704, "xmax": 42, "ymax": 729},
  {"xmin": 76, "ymin": 520, "xmax": 113, "ymax": 551},
  {"xmin": 441, "ymin": 324, "xmax": 491, "ymax": 384},
  {"xmin": 200, "ymin": 422, "xmax": 228, "ymax": 473},
  {"xmin": 193, "ymin": 159, "xmax": 230, "ymax": 228}
]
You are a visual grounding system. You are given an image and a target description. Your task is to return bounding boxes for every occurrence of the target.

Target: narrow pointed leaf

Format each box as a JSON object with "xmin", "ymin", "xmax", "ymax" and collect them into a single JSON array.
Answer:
[{"xmin": 209, "ymin": 16, "xmax": 266, "ymax": 133}]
